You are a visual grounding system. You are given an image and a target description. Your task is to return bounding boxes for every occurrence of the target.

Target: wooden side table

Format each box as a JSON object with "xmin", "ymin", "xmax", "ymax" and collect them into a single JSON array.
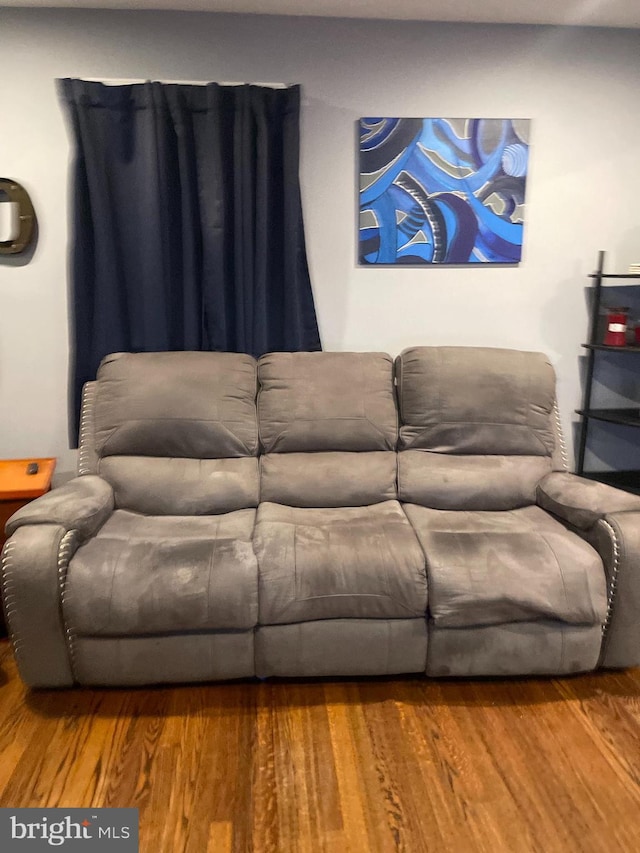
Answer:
[{"xmin": 0, "ymin": 458, "xmax": 56, "ymax": 636}]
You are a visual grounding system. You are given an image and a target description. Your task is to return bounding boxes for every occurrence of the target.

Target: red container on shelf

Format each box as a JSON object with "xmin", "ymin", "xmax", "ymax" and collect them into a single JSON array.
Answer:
[{"xmin": 604, "ymin": 307, "xmax": 628, "ymax": 346}]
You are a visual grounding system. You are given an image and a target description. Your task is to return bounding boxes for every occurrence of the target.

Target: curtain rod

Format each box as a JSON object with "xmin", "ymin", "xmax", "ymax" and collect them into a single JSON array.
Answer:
[{"xmin": 78, "ymin": 77, "xmax": 289, "ymax": 88}]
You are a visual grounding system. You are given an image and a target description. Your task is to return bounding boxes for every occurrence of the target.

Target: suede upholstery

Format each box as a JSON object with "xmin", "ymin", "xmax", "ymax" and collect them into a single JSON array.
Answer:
[
  {"xmin": 537, "ymin": 472, "xmax": 640, "ymax": 530},
  {"xmin": 256, "ymin": 619, "xmax": 428, "ymax": 677},
  {"xmin": 95, "ymin": 351, "xmax": 258, "ymax": 458},
  {"xmin": 258, "ymin": 351, "xmax": 397, "ymax": 452},
  {"xmin": 100, "ymin": 456, "xmax": 259, "ymax": 515},
  {"xmin": 3, "ymin": 345, "xmax": 640, "ymax": 688},
  {"xmin": 404, "ymin": 504, "xmax": 607, "ymax": 628},
  {"xmin": 260, "ymin": 451, "xmax": 396, "ymax": 507},
  {"xmin": 254, "ymin": 501, "xmax": 427, "ymax": 624},
  {"xmin": 5, "ymin": 475, "xmax": 114, "ymax": 541},
  {"xmin": 426, "ymin": 621, "xmax": 604, "ymax": 677},
  {"xmin": 65, "ymin": 510, "xmax": 258, "ymax": 635},
  {"xmin": 397, "ymin": 346, "xmax": 556, "ymax": 454},
  {"xmin": 252, "ymin": 351, "xmax": 421, "ymax": 676},
  {"xmin": 391, "ymin": 347, "xmax": 618, "ymax": 676},
  {"xmin": 73, "ymin": 633, "xmax": 255, "ymax": 686},
  {"xmin": 0, "ymin": 524, "xmax": 76, "ymax": 687},
  {"xmin": 583, "ymin": 512, "xmax": 640, "ymax": 668},
  {"xmin": 399, "ymin": 451, "xmax": 552, "ymax": 510}
]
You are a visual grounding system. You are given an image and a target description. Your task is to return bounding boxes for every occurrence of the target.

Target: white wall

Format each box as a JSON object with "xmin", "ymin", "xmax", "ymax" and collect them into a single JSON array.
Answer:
[{"xmin": 1, "ymin": 9, "xmax": 640, "ymax": 478}]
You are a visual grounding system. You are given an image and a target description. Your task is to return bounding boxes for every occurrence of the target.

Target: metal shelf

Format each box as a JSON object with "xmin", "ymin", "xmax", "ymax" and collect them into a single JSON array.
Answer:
[
  {"xmin": 581, "ymin": 470, "xmax": 640, "ymax": 495},
  {"xmin": 576, "ymin": 408, "xmax": 640, "ymax": 428},
  {"xmin": 582, "ymin": 343, "xmax": 640, "ymax": 353},
  {"xmin": 588, "ymin": 273, "xmax": 640, "ymax": 281},
  {"xmin": 577, "ymin": 252, "xmax": 640, "ymax": 482}
]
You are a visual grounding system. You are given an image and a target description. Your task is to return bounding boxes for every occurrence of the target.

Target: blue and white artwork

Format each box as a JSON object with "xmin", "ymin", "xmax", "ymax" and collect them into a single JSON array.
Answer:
[{"xmin": 359, "ymin": 118, "xmax": 530, "ymax": 265}]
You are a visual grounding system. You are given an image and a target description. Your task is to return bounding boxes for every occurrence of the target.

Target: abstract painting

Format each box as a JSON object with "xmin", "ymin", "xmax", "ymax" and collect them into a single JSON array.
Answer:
[{"xmin": 359, "ymin": 118, "xmax": 530, "ymax": 265}]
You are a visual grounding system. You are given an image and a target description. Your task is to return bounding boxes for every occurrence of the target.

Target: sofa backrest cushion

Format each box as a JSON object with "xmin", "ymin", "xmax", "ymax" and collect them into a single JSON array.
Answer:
[
  {"xmin": 82, "ymin": 351, "xmax": 259, "ymax": 515},
  {"xmin": 397, "ymin": 346, "xmax": 556, "ymax": 455},
  {"xmin": 398, "ymin": 451, "xmax": 552, "ymax": 511},
  {"xmin": 94, "ymin": 352, "xmax": 258, "ymax": 459},
  {"xmin": 258, "ymin": 352, "xmax": 398, "ymax": 452},
  {"xmin": 260, "ymin": 451, "xmax": 396, "ymax": 508},
  {"xmin": 99, "ymin": 456, "xmax": 259, "ymax": 515},
  {"xmin": 257, "ymin": 352, "xmax": 398, "ymax": 506}
]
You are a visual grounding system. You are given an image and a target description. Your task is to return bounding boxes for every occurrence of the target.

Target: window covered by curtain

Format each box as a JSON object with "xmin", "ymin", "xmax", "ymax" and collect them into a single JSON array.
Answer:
[{"xmin": 59, "ymin": 78, "xmax": 321, "ymax": 440}]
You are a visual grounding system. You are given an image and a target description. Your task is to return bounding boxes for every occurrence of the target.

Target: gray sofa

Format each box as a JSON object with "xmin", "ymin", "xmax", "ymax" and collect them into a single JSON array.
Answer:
[{"xmin": 2, "ymin": 346, "xmax": 640, "ymax": 688}]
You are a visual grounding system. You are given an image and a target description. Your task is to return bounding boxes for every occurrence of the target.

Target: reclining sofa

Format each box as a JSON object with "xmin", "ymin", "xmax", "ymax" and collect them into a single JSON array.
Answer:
[{"xmin": 2, "ymin": 346, "xmax": 640, "ymax": 688}]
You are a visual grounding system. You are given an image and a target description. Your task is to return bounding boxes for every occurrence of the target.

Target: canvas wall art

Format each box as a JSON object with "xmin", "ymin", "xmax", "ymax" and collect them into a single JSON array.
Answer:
[{"xmin": 359, "ymin": 118, "xmax": 530, "ymax": 265}]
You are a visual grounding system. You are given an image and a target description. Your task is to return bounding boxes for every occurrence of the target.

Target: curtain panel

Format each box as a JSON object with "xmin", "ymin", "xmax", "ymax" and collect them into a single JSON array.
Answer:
[{"xmin": 59, "ymin": 78, "xmax": 321, "ymax": 441}]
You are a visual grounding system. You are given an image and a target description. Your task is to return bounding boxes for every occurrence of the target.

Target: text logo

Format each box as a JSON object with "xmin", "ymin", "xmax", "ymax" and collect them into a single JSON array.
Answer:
[{"xmin": 0, "ymin": 808, "xmax": 138, "ymax": 851}]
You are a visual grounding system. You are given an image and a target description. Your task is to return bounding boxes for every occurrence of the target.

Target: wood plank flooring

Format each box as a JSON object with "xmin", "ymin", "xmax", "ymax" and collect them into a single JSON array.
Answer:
[{"xmin": 1, "ymin": 638, "xmax": 640, "ymax": 852}]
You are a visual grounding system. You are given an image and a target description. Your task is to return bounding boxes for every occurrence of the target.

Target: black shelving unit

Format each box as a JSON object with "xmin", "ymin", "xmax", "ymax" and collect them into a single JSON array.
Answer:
[{"xmin": 576, "ymin": 250, "xmax": 640, "ymax": 494}]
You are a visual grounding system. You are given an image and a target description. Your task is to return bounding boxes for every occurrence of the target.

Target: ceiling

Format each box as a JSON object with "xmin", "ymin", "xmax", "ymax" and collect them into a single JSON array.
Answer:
[{"xmin": 3, "ymin": 0, "xmax": 640, "ymax": 29}]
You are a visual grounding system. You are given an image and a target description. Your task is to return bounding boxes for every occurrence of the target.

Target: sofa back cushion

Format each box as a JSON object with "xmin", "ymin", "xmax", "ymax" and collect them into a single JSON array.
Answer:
[
  {"xmin": 258, "ymin": 352, "xmax": 397, "ymax": 452},
  {"xmin": 94, "ymin": 352, "xmax": 258, "ymax": 458},
  {"xmin": 257, "ymin": 352, "xmax": 398, "ymax": 505},
  {"xmin": 99, "ymin": 456, "xmax": 259, "ymax": 515},
  {"xmin": 260, "ymin": 451, "xmax": 396, "ymax": 508},
  {"xmin": 397, "ymin": 346, "xmax": 556, "ymax": 455},
  {"xmin": 397, "ymin": 347, "xmax": 556, "ymax": 509},
  {"xmin": 82, "ymin": 351, "xmax": 259, "ymax": 514},
  {"xmin": 398, "ymin": 451, "xmax": 552, "ymax": 511}
]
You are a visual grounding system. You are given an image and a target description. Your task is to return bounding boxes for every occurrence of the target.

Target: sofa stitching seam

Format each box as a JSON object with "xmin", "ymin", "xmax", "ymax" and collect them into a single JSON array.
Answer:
[
  {"xmin": 600, "ymin": 518, "xmax": 620, "ymax": 638},
  {"xmin": 553, "ymin": 401, "xmax": 569, "ymax": 471},
  {"xmin": 78, "ymin": 382, "xmax": 97, "ymax": 476},
  {"xmin": 1, "ymin": 540, "xmax": 25, "ymax": 671},
  {"xmin": 58, "ymin": 529, "xmax": 79, "ymax": 681}
]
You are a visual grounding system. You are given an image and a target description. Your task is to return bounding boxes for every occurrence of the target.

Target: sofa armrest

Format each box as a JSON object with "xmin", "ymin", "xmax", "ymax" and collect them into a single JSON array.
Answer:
[
  {"xmin": 1, "ymin": 525, "xmax": 78, "ymax": 687},
  {"xmin": 585, "ymin": 512, "xmax": 640, "ymax": 669},
  {"xmin": 536, "ymin": 473, "xmax": 640, "ymax": 668},
  {"xmin": 5, "ymin": 475, "xmax": 114, "ymax": 542},
  {"xmin": 536, "ymin": 472, "xmax": 640, "ymax": 530},
  {"xmin": 2, "ymin": 476, "xmax": 114, "ymax": 687}
]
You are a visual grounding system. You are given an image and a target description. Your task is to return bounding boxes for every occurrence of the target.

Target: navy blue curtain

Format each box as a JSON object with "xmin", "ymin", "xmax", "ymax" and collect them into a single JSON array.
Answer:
[{"xmin": 59, "ymin": 78, "xmax": 321, "ymax": 442}]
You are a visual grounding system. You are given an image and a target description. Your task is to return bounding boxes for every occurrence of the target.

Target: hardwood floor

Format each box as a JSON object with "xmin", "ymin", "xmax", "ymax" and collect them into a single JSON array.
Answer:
[{"xmin": 1, "ymin": 638, "xmax": 640, "ymax": 852}]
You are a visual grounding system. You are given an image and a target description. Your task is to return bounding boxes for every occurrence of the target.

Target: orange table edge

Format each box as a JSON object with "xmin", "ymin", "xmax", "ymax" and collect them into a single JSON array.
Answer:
[{"xmin": 0, "ymin": 458, "xmax": 56, "ymax": 500}]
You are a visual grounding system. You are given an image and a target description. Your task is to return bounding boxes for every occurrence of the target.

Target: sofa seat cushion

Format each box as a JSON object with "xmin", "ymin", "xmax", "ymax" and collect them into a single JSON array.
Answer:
[
  {"xmin": 64, "ymin": 509, "xmax": 258, "ymax": 635},
  {"xmin": 403, "ymin": 504, "xmax": 607, "ymax": 628},
  {"xmin": 254, "ymin": 500, "xmax": 427, "ymax": 624}
]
